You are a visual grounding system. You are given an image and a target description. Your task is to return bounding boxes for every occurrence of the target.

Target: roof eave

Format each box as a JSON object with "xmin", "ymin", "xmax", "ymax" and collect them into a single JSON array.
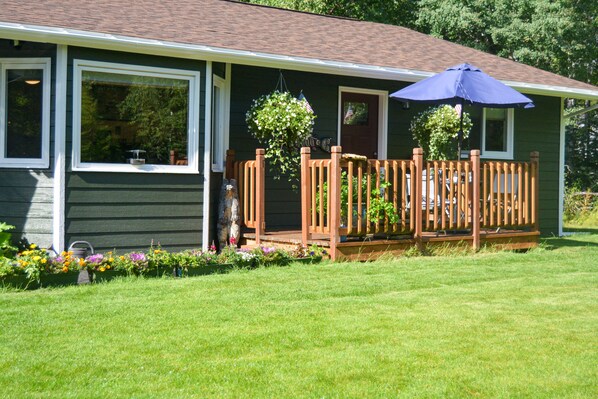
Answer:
[{"xmin": 1, "ymin": 21, "xmax": 597, "ymax": 100}]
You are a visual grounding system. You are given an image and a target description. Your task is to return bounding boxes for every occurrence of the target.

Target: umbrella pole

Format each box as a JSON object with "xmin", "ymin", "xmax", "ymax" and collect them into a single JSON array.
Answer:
[{"xmin": 458, "ymin": 99, "xmax": 464, "ymax": 161}]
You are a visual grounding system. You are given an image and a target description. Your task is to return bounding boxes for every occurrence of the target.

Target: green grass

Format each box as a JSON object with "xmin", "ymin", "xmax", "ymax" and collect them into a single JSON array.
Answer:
[{"xmin": 1, "ymin": 236, "xmax": 597, "ymax": 398}]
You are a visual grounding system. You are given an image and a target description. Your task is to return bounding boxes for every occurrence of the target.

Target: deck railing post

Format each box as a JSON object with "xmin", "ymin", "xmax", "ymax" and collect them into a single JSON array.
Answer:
[
  {"xmin": 329, "ymin": 146, "xmax": 342, "ymax": 260},
  {"xmin": 471, "ymin": 150, "xmax": 481, "ymax": 250},
  {"xmin": 300, "ymin": 147, "xmax": 312, "ymax": 246},
  {"xmin": 530, "ymin": 151, "xmax": 540, "ymax": 232},
  {"xmin": 255, "ymin": 149, "xmax": 266, "ymax": 245},
  {"xmin": 413, "ymin": 148, "xmax": 423, "ymax": 248},
  {"xmin": 225, "ymin": 149, "xmax": 235, "ymax": 180}
]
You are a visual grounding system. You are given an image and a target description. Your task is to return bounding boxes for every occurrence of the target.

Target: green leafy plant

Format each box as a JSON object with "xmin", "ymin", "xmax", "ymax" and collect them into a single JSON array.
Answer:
[
  {"xmin": 0, "ymin": 222, "xmax": 17, "ymax": 258},
  {"xmin": 316, "ymin": 171, "xmax": 399, "ymax": 226},
  {"xmin": 0, "ymin": 257, "xmax": 19, "ymax": 278},
  {"xmin": 15, "ymin": 244, "xmax": 53, "ymax": 281},
  {"xmin": 410, "ymin": 105, "xmax": 472, "ymax": 160},
  {"xmin": 246, "ymin": 91, "xmax": 316, "ymax": 187},
  {"xmin": 367, "ymin": 182, "xmax": 400, "ymax": 225}
]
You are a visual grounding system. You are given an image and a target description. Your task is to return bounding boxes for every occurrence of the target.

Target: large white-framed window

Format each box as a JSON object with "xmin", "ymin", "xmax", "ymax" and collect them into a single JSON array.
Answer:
[
  {"xmin": 72, "ymin": 59, "xmax": 200, "ymax": 173},
  {"xmin": 0, "ymin": 58, "xmax": 51, "ymax": 168},
  {"xmin": 481, "ymin": 108, "xmax": 514, "ymax": 159},
  {"xmin": 211, "ymin": 74, "xmax": 229, "ymax": 172}
]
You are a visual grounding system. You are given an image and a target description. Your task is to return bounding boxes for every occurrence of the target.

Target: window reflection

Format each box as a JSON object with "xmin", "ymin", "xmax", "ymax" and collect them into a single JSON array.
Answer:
[{"xmin": 80, "ymin": 71, "xmax": 189, "ymax": 165}]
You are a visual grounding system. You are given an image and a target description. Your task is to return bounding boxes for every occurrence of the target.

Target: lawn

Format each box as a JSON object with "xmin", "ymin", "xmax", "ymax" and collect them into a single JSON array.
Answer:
[{"xmin": 1, "ymin": 235, "xmax": 597, "ymax": 398}]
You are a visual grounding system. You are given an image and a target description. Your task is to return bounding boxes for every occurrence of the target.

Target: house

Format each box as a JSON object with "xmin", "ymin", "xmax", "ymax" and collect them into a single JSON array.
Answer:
[{"xmin": 0, "ymin": 0, "xmax": 596, "ymax": 254}]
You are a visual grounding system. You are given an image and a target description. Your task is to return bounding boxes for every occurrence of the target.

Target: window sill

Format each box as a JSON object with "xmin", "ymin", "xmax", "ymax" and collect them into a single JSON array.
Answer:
[
  {"xmin": 481, "ymin": 151, "xmax": 514, "ymax": 160},
  {"xmin": 0, "ymin": 160, "xmax": 50, "ymax": 169},
  {"xmin": 72, "ymin": 163, "xmax": 200, "ymax": 174}
]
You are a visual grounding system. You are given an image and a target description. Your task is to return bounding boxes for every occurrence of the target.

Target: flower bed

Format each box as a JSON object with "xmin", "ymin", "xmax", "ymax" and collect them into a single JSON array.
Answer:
[{"xmin": 0, "ymin": 243, "xmax": 327, "ymax": 290}]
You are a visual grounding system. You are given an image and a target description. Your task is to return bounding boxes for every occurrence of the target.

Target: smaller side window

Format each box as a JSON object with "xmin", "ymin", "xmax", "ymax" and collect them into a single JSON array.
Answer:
[
  {"xmin": 482, "ymin": 108, "xmax": 514, "ymax": 159},
  {"xmin": 0, "ymin": 58, "xmax": 51, "ymax": 168}
]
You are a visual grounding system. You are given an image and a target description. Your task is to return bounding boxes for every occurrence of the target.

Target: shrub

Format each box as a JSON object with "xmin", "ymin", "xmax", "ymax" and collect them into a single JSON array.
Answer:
[{"xmin": 0, "ymin": 222, "xmax": 17, "ymax": 259}]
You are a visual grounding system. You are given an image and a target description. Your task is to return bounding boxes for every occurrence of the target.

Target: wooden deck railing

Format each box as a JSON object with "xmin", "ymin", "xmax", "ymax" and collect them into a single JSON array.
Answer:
[
  {"xmin": 481, "ymin": 154, "xmax": 539, "ymax": 230},
  {"xmin": 225, "ymin": 149, "xmax": 265, "ymax": 244},
  {"xmin": 225, "ymin": 146, "xmax": 539, "ymax": 253},
  {"xmin": 300, "ymin": 146, "xmax": 539, "ymax": 252}
]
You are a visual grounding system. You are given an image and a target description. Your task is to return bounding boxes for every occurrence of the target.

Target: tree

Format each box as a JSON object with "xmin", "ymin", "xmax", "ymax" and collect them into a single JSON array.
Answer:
[{"xmin": 240, "ymin": 0, "xmax": 417, "ymax": 27}]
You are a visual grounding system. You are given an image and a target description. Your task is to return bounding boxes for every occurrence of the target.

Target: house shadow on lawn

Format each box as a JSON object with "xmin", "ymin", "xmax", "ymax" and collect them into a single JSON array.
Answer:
[{"xmin": 541, "ymin": 230, "xmax": 598, "ymax": 250}]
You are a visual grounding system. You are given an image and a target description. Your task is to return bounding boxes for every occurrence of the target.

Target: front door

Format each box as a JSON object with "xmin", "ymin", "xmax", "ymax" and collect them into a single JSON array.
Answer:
[{"xmin": 340, "ymin": 91, "xmax": 379, "ymax": 158}]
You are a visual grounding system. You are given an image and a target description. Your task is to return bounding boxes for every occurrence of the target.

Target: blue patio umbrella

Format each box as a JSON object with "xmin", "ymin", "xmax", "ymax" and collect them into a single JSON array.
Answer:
[{"xmin": 390, "ymin": 63, "xmax": 534, "ymax": 159}]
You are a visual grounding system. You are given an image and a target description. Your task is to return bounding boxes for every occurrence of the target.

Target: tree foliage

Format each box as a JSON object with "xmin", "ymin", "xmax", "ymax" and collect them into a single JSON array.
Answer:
[{"xmin": 241, "ymin": 0, "xmax": 417, "ymax": 27}]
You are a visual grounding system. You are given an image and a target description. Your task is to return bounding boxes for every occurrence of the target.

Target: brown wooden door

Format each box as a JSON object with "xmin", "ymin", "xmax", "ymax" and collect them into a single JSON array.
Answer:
[{"xmin": 340, "ymin": 92, "xmax": 379, "ymax": 158}]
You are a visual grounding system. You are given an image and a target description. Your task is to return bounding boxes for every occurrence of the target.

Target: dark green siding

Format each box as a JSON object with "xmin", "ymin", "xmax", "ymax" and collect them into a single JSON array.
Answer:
[
  {"xmin": 0, "ymin": 40, "xmax": 56, "ymax": 246},
  {"xmin": 513, "ymin": 95, "xmax": 561, "ymax": 235},
  {"xmin": 65, "ymin": 48, "xmax": 206, "ymax": 252},
  {"xmin": 230, "ymin": 64, "xmax": 562, "ymax": 235}
]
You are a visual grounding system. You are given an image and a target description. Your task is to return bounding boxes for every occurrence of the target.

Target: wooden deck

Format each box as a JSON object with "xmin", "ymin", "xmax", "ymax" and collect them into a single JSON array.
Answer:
[
  {"xmin": 229, "ymin": 146, "xmax": 541, "ymax": 261},
  {"xmin": 242, "ymin": 228, "xmax": 540, "ymax": 261}
]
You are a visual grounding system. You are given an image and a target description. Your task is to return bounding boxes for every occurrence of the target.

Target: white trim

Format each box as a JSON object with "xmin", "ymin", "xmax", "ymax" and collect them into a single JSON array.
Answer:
[
  {"xmin": 2, "ymin": 22, "xmax": 596, "ymax": 100},
  {"xmin": 481, "ymin": 108, "xmax": 514, "ymax": 160},
  {"xmin": 211, "ymin": 75, "xmax": 226, "ymax": 172},
  {"xmin": 337, "ymin": 86, "xmax": 388, "ymax": 159},
  {"xmin": 0, "ymin": 57, "xmax": 51, "ymax": 168},
  {"xmin": 202, "ymin": 62, "xmax": 213, "ymax": 250},
  {"xmin": 224, "ymin": 63, "xmax": 231, "ymax": 168},
  {"xmin": 558, "ymin": 97, "xmax": 566, "ymax": 236},
  {"xmin": 71, "ymin": 59, "xmax": 200, "ymax": 174},
  {"xmin": 52, "ymin": 45, "xmax": 67, "ymax": 252}
]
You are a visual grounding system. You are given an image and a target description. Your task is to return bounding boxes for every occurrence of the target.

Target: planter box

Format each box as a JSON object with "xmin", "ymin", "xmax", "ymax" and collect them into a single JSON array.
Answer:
[
  {"xmin": 0, "ymin": 274, "xmax": 39, "ymax": 290},
  {"xmin": 146, "ymin": 266, "xmax": 178, "ymax": 278},
  {"xmin": 93, "ymin": 269, "xmax": 127, "ymax": 283},
  {"xmin": 40, "ymin": 271, "xmax": 81, "ymax": 288},
  {"xmin": 183, "ymin": 263, "xmax": 234, "ymax": 277},
  {"xmin": 291, "ymin": 256, "xmax": 323, "ymax": 264}
]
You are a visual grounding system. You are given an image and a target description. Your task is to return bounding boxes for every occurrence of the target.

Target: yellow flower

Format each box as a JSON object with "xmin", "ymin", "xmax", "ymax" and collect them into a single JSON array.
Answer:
[
  {"xmin": 33, "ymin": 256, "xmax": 41, "ymax": 261},
  {"xmin": 41, "ymin": 259, "xmax": 47, "ymax": 264},
  {"xmin": 106, "ymin": 265, "xmax": 111, "ymax": 270},
  {"xmin": 21, "ymin": 250, "xmax": 29, "ymax": 256},
  {"xmin": 154, "ymin": 249, "xmax": 161, "ymax": 254},
  {"xmin": 64, "ymin": 261, "xmax": 70, "ymax": 267},
  {"xmin": 119, "ymin": 256, "xmax": 125, "ymax": 260},
  {"xmin": 30, "ymin": 243, "xmax": 37, "ymax": 249},
  {"xmin": 61, "ymin": 251, "xmax": 67, "ymax": 256},
  {"xmin": 78, "ymin": 258, "xmax": 86, "ymax": 266},
  {"xmin": 108, "ymin": 257, "xmax": 114, "ymax": 263},
  {"xmin": 62, "ymin": 266, "xmax": 69, "ymax": 273},
  {"xmin": 22, "ymin": 261, "xmax": 28, "ymax": 267},
  {"xmin": 99, "ymin": 267, "xmax": 106, "ymax": 272}
]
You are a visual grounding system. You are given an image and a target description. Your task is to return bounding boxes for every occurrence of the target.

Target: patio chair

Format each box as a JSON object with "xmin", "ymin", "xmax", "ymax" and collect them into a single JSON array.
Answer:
[{"xmin": 491, "ymin": 171, "xmax": 519, "ymax": 229}]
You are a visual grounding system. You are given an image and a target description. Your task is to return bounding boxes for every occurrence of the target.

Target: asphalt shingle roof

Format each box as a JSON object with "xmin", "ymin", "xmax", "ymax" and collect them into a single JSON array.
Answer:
[{"xmin": 0, "ymin": 0, "xmax": 595, "ymax": 92}]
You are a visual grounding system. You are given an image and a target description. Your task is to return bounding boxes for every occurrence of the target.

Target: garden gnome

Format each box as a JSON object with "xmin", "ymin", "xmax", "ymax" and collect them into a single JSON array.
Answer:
[{"xmin": 218, "ymin": 179, "xmax": 240, "ymax": 249}]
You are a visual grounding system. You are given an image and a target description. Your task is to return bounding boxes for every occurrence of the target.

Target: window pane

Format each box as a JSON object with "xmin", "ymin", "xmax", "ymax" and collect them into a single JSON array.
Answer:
[
  {"xmin": 5, "ymin": 69, "xmax": 43, "ymax": 159},
  {"xmin": 485, "ymin": 108, "xmax": 507, "ymax": 152},
  {"xmin": 80, "ymin": 71, "xmax": 189, "ymax": 165},
  {"xmin": 343, "ymin": 101, "xmax": 369, "ymax": 125}
]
